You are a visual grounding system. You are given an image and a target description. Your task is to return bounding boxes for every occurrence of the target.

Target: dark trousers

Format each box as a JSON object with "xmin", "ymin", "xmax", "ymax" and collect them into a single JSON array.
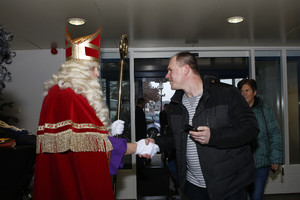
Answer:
[
  {"xmin": 136, "ymin": 156, "xmax": 146, "ymax": 196},
  {"xmin": 186, "ymin": 181, "xmax": 247, "ymax": 200},
  {"xmin": 248, "ymin": 167, "xmax": 270, "ymax": 200}
]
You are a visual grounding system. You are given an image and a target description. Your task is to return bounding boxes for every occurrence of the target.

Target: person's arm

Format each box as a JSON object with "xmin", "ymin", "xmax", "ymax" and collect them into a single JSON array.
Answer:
[{"xmin": 125, "ymin": 143, "xmax": 137, "ymax": 155}]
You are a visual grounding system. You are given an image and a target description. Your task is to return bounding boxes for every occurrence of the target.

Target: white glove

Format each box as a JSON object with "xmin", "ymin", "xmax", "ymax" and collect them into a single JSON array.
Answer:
[
  {"xmin": 111, "ymin": 120, "xmax": 125, "ymax": 136},
  {"xmin": 135, "ymin": 139, "xmax": 160, "ymax": 158}
]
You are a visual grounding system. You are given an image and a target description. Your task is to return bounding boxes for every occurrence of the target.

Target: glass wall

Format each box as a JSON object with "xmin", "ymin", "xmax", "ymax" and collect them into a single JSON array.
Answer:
[
  {"xmin": 255, "ymin": 51, "xmax": 283, "ymax": 131},
  {"xmin": 134, "ymin": 58, "xmax": 169, "ymax": 139},
  {"xmin": 287, "ymin": 51, "xmax": 300, "ymax": 164},
  {"xmin": 101, "ymin": 57, "xmax": 132, "ymax": 168}
]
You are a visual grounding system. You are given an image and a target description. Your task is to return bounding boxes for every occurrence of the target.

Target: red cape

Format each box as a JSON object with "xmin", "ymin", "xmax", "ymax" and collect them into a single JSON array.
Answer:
[{"xmin": 33, "ymin": 85, "xmax": 115, "ymax": 200}]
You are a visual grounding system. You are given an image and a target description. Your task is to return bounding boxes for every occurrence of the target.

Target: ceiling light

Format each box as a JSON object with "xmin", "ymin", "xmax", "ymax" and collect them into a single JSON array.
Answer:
[
  {"xmin": 227, "ymin": 16, "xmax": 244, "ymax": 24},
  {"xmin": 68, "ymin": 18, "xmax": 86, "ymax": 26}
]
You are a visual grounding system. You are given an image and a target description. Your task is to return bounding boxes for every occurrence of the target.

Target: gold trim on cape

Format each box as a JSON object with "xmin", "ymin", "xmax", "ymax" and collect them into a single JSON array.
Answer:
[
  {"xmin": 37, "ymin": 120, "xmax": 107, "ymax": 131},
  {"xmin": 36, "ymin": 129, "xmax": 113, "ymax": 154}
]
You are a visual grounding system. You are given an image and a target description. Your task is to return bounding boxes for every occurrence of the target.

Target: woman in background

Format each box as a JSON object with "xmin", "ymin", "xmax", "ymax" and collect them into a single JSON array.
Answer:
[{"xmin": 237, "ymin": 79, "xmax": 283, "ymax": 200}]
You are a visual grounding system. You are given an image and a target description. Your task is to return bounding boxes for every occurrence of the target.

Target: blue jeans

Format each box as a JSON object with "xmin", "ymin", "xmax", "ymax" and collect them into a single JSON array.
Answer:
[
  {"xmin": 186, "ymin": 181, "xmax": 247, "ymax": 200},
  {"xmin": 167, "ymin": 159, "xmax": 179, "ymax": 183},
  {"xmin": 248, "ymin": 167, "xmax": 270, "ymax": 200}
]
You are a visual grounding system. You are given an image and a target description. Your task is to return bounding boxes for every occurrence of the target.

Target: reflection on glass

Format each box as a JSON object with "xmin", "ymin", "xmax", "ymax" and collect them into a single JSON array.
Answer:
[
  {"xmin": 287, "ymin": 53, "xmax": 300, "ymax": 164},
  {"xmin": 255, "ymin": 55, "xmax": 283, "ymax": 132}
]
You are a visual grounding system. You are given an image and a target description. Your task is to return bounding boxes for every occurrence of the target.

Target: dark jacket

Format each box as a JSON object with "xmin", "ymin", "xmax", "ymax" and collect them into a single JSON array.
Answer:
[
  {"xmin": 155, "ymin": 80, "xmax": 259, "ymax": 200},
  {"xmin": 252, "ymin": 96, "xmax": 283, "ymax": 168},
  {"xmin": 159, "ymin": 109, "xmax": 168, "ymax": 134},
  {"xmin": 135, "ymin": 106, "xmax": 147, "ymax": 141}
]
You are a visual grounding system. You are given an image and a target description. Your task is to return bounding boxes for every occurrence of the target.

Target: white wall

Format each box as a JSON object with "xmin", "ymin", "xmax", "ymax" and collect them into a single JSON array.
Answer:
[{"xmin": 3, "ymin": 49, "xmax": 64, "ymax": 134}]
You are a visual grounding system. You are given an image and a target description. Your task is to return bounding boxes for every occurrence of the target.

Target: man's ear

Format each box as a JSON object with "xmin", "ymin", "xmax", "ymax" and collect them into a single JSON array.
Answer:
[{"xmin": 184, "ymin": 64, "xmax": 190, "ymax": 75}]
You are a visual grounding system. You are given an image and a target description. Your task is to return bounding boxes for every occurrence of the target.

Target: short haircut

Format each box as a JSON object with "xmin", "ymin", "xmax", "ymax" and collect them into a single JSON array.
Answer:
[
  {"xmin": 174, "ymin": 51, "xmax": 200, "ymax": 76},
  {"xmin": 237, "ymin": 79, "xmax": 257, "ymax": 92},
  {"xmin": 137, "ymin": 97, "xmax": 145, "ymax": 105}
]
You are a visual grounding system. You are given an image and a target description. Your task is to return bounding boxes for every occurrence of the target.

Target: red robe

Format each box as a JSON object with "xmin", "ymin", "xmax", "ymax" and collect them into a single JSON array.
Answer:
[{"xmin": 33, "ymin": 85, "xmax": 115, "ymax": 200}]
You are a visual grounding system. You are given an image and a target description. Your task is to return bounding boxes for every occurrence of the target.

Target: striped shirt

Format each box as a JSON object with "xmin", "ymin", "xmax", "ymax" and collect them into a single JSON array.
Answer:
[{"xmin": 182, "ymin": 93, "xmax": 206, "ymax": 188}]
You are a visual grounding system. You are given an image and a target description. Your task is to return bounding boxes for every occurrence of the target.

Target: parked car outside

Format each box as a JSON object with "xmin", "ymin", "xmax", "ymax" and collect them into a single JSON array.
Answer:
[{"xmin": 145, "ymin": 114, "xmax": 160, "ymax": 138}]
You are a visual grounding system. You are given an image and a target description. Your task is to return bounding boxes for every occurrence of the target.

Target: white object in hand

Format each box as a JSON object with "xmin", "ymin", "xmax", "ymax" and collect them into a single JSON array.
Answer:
[
  {"xmin": 111, "ymin": 120, "xmax": 125, "ymax": 136},
  {"xmin": 135, "ymin": 139, "xmax": 160, "ymax": 158}
]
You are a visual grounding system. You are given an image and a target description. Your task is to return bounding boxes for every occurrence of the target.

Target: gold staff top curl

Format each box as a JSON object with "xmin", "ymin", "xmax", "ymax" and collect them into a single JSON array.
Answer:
[{"xmin": 119, "ymin": 34, "xmax": 128, "ymax": 59}]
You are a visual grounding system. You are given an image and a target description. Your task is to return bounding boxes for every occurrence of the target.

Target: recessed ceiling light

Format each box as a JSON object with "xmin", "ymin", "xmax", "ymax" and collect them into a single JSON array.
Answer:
[
  {"xmin": 227, "ymin": 16, "xmax": 244, "ymax": 24},
  {"xmin": 68, "ymin": 18, "xmax": 86, "ymax": 26}
]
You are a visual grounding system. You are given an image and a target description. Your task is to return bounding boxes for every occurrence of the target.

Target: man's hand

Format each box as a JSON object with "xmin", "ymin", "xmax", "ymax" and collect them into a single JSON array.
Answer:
[
  {"xmin": 145, "ymin": 137, "xmax": 155, "ymax": 145},
  {"xmin": 135, "ymin": 139, "xmax": 159, "ymax": 159},
  {"xmin": 189, "ymin": 126, "xmax": 210, "ymax": 144}
]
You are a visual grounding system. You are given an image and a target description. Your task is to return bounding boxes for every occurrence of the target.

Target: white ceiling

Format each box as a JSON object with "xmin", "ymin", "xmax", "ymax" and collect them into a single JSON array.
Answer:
[{"xmin": 1, "ymin": 0, "xmax": 300, "ymax": 50}]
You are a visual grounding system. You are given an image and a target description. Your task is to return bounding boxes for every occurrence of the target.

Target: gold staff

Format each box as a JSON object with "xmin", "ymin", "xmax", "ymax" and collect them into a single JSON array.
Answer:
[
  {"xmin": 113, "ymin": 34, "xmax": 128, "ymax": 196},
  {"xmin": 117, "ymin": 34, "xmax": 128, "ymax": 120}
]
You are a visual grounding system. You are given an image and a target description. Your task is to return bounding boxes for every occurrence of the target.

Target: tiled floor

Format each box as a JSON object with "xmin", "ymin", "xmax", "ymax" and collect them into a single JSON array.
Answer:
[
  {"xmin": 264, "ymin": 193, "xmax": 300, "ymax": 200},
  {"xmin": 138, "ymin": 193, "xmax": 300, "ymax": 200},
  {"xmin": 137, "ymin": 156, "xmax": 300, "ymax": 200}
]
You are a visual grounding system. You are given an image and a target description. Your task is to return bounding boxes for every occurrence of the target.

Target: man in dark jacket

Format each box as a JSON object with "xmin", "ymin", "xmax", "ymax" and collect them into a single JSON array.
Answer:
[
  {"xmin": 135, "ymin": 97, "xmax": 147, "ymax": 141},
  {"xmin": 135, "ymin": 97, "xmax": 147, "ymax": 197},
  {"xmin": 159, "ymin": 103, "xmax": 169, "ymax": 134},
  {"xmin": 145, "ymin": 51, "xmax": 259, "ymax": 200}
]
